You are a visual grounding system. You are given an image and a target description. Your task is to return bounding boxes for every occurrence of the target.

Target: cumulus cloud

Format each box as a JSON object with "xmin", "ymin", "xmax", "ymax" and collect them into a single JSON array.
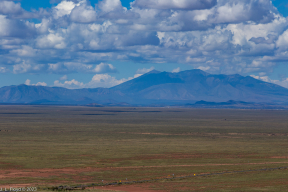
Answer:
[
  {"xmin": 0, "ymin": 66, "xmax": 8, "ymax": 73},
  {"xmin": 10, "ymin": 46, "xmax": 37, "ymax": 57},
  {"xmin": 93, "ymin": 63, "xmax": 118, "ymax": 73},
  {"xmin": 0, "ymin": 1, "xmax": 23, "ymax": 15},
  {"xmin": 251, "ymin": 75, "xmax": 288, "ymax": 88},
  {"xmin": 53, "ymin": 67, "xmax": 148, "ymax": 89},
  {"xmin": 172, "ymin": 67, "xmax": 180, "ymax": 73},
  {"xmin": 13, "ymin": 62, "xmax": 45, "ymax": 74},
  {"xmin": 276, "ymin": 29, "xmax": 288, "ymax": 51},
  {"xmin": 48, "ymin": 62, "xmax": 117, "ymax": 73},
  {"xmin": 53, "ymin": 0, "xmax": 76, "ymax": 19},
  {"xmin": 197, "ymin": 66, "xmax": 211, "ymax": 71},
  {"xmin": 25, "ymin": 79, "xmax": 47, "ymax": 86},
  {"xmin": 25, "ymin": 79, "xmax": 31, "ymax": 85},
  {"xmin": 132, "ymin": 0, "xmax": 217, "ymax": 10},
  {"xmin": 70, "ymin": 2, "xmax": 97, "ymax": 23},
  {"xmin": 214, "ymin": 0, "xmax": 275, "ymax": 24},
  {"xmin": 35, "ymin": 82, "xmax": 48, "ymax": 86},
  {"xmin": 36, "ymin": 33, "xmax": 66, "ymax": 49},
  {"xmin": 88, "ymin": 74, "xmax": 126, "ymax": 87},
  {"xmin": 0, "ymin": 15, "xmax": 36, "ymax": 38},
  {"xmin": 136, "ymin": 67, "xmax": 155, "ymax": 74},
  {"xmin": 54, "ymin": 79, "xmax": 84, "ymax": 89},
  {"xmin": 54, "ymin": 74, "xmax": 128, "ymax": 89},
  {"xmin": 0, "ymin": 1, "xmax": 39, "ymax": 19},
  {"xmin": 98, "ymin": 0, "xmax": 123, "ymax": 12},
  {"xmin": 60, "ymin": 75, "xmax": 68, "ymax": 80}
]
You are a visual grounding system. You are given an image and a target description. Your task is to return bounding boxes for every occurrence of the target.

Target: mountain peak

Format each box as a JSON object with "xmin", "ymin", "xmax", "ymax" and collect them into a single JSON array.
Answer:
[
  {"xmin": 178, "ymin": 69, "xmax": 209, "ymax": 76},
  {"xmin": 147, "ymin": 69, "xmax": 161, "ymax": 74}
]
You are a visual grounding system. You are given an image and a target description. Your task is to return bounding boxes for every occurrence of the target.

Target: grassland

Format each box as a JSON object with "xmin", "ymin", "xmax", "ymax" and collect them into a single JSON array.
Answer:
[{"xmin": 0, "ymin": 106, "xmax": 287, "ymax": 191}]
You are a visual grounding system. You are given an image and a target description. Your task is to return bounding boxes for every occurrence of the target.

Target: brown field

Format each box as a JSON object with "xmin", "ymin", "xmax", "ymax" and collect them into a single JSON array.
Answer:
[{"xmin": 0, "ymin": 106, "xmax": 288, "ymax": 191}]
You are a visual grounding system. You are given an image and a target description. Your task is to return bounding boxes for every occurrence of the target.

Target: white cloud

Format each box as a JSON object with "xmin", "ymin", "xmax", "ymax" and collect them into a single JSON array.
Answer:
[
  {"xmin": 136, "ymin": 67, "xmax": 155, "ymax": 74},
  {"xmin": 193, "ymin": 9, "xmax": 213, "ymax": 21},
  {"xmin": 276, "ymin": 29, "xmax": 288, "ymax": 51},
  {"xmin": 25, "ymin": 79, "xmax": 47, "ymax": 86},
  {"xmin": 98, "ymin": 0, "xmax": 122, "ymax": 12},
  {"xmin": 0, "ymin": 1, "xmax": 38, "ymax": 19},
  {"xmin": 35, "ymin": 82, "xmax": 47, "ymax": 86},
  {"xmin": 172, "ymin": 67, "xmax": 180, "ymax": 73},
  {"xmin": 35, "ymin": 18, "xmax": 51, "ymax": 34},
  {"xmin": 88, "ymin": 74, "xmax": 126, "ymax": 87},
  {"xmin": 53, "ymin": 0, "xmax": 76, "ymax": 19},
  {"xmin": 36, "ymin": 33, "xmax": 66, "ymax": 49},
  {"xmin": 93, "ymin": 63, "xmax": 117, "ymax": 73},
  {"xmin": 60, "ymin": 75, "xmax": 68, "ymax": 80},
  {"xmin": 132, "ymin": 0, "xmax": 217, "ymax": 10},
  {"xmin": 48, "ymin": 62, "xmax": 92, "ymax": 73},
  {"xmin": 54, "ymin": 79, "xmax": 84, "ymax": 89},
  {"xmin": 0, "ymin": 66, "xmax": 9, "ymax": 73},
  {"xmin": 0, "ymin": 1, "xmax": 22, "ymax": 15},
  {"xmin": 216, "ymin": 3, "xmax": 248, "ymax": 23},
  {"xmin": 54, "ymin": 74, "xmax": 128, "ymax": 89},
  {"xmin": 197, "ymin": 66, "xmax": 210, "ymax": 71},
  {"xmin": 13, "ymin": 62, "xmax": 44, "ymax": 74},
  {"xmin": 70, "ymin": 2, "xmax": 97, "ymax": 23},
  {"xmin": 250, "ymin": 75, "xmax": 288, "ymax": 89},
  {"xmin": 0, "ymin": 15, "xmax": 35, "ymax": 38},
  {"xmin": 47, "ymin": 62, "xmax": 117, "ymax": 73},
  {"xmin": 10, "ymin": 46, "xmax": 36, "ymax": 57},
  {"xmin": 186, "ymin": 57, "xmax": 206, "ymax": 63},
  {"xmin": 215, "ymin": 0, "xmax": 275, "ymax": 23},
  {"xmin": 25, "ymin": 79, "xmax": 31, "ymax": 85}
]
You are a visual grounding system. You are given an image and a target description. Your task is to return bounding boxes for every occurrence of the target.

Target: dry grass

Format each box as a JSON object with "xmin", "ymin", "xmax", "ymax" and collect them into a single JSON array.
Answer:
[{"xmin": 0, "ymin": 106, "xmax": 287, "ymax": 191}]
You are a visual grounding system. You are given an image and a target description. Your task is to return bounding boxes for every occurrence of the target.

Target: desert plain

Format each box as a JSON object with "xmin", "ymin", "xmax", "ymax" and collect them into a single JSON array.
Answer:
[{"xmin": 0, "ymin": 106, "xmax": 287, "ymax": 191}]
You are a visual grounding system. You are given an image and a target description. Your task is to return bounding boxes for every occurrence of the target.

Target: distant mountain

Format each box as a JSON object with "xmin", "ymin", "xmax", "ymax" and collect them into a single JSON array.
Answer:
[
  {"xmin": 0, "ymin": 85, "xmax": 126, "ymax": 105},
  {"xmin": 112, "ymin": 69, "xmax": 288, "ymax": 104},
  {"xmin": 0, "ymin": 69, "xmax": 288, "ymax": 106}
]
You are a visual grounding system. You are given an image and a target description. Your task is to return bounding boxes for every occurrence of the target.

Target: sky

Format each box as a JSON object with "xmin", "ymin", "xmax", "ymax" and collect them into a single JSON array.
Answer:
[{"xmin": 0, "ymin": 0, "xmax": 288, "ymax": 89}]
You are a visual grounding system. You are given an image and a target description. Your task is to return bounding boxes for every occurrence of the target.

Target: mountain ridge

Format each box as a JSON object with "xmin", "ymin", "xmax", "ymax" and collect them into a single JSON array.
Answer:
[{"xmin": 0, "ymin": 69, "xmax": 288, "ymax": 106}]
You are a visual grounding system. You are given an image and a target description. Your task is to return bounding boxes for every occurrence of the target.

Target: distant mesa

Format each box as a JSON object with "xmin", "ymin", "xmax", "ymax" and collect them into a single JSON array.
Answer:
[
  {"xmin": 0, "ymin": 69, "xmax": 288, "ymax": 108},
  {"xmin": 86, "ymin": 103, "xmax": 104, "ymax": 107},
  {"xmin": 194, "ymin": 100, "xmax": 251, "ymax": 105}
]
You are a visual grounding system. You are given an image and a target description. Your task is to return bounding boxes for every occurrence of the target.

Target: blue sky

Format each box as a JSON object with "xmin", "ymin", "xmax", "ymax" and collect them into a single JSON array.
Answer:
[
  {"xmin": 0, "ymin": 0, "xmax": 288, "ymax": 89},
  {"xmin": 17, "ymin": 0, "xmax": 288, "ymax": 16},
  {"xmin": 19, "ymin": 0, "xmax": 134, "ymax": 11}
]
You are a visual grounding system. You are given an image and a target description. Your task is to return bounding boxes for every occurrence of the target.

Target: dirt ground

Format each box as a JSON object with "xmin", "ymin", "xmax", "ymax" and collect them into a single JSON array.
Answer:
[
  {"xmin": 1, "ymin": 160, "xmax": 287, "ymax": 190},
  {"xmin": 88, "ymin": 185, "xmax": 165, "ymax": 192},
  {"xmin": 1, "ymin": 161, "xmax": 287, "ymax": 180}
]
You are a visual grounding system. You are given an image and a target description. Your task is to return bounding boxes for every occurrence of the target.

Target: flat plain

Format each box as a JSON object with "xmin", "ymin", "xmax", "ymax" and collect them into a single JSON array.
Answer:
[{"xmin": 0, "ymin": 106, "xmax": 288, "ymax": 191}]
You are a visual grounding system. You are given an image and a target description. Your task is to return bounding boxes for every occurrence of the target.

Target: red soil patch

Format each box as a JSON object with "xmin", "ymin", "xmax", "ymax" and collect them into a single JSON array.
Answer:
[
  {"xmin": 105, "ymin": 153, "xmax": 202, "ymax": 162},
  {"xmin": 270, "ymin": 156, "xmax": 288, "ymax": 159},
  {"xmin": 0, "ymin": 167, "xmax": 102, "ymax": 179},
  {"xmin": 90, "ymin": 184, "xmax": 164, "ymax": 192},
  {"xmin": 1, "ymin": 161, "xmax": 288, "ymax": 180},
  {"xmin": 104, "ymin": 152, "xmax": 265, "ymax": 164},
  {"xmin": 0, "ymin": 183, "xmax": 44, "ymax": 188},
  {"xmin": 116, "ymin": 132, "xmax": 288, "ymax": 137}
]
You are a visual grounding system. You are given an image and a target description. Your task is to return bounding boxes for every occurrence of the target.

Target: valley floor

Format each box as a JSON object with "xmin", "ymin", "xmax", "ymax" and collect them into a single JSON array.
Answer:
[{"xmin": 0, "ymin": 106, "xmax": 287, "ymax": 191}]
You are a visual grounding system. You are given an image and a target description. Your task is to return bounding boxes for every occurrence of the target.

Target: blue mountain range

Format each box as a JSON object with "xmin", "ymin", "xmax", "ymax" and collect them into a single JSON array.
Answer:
[{"xmin": 1, "ymin": 69, "xmax": 288, "ymax": 106}]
